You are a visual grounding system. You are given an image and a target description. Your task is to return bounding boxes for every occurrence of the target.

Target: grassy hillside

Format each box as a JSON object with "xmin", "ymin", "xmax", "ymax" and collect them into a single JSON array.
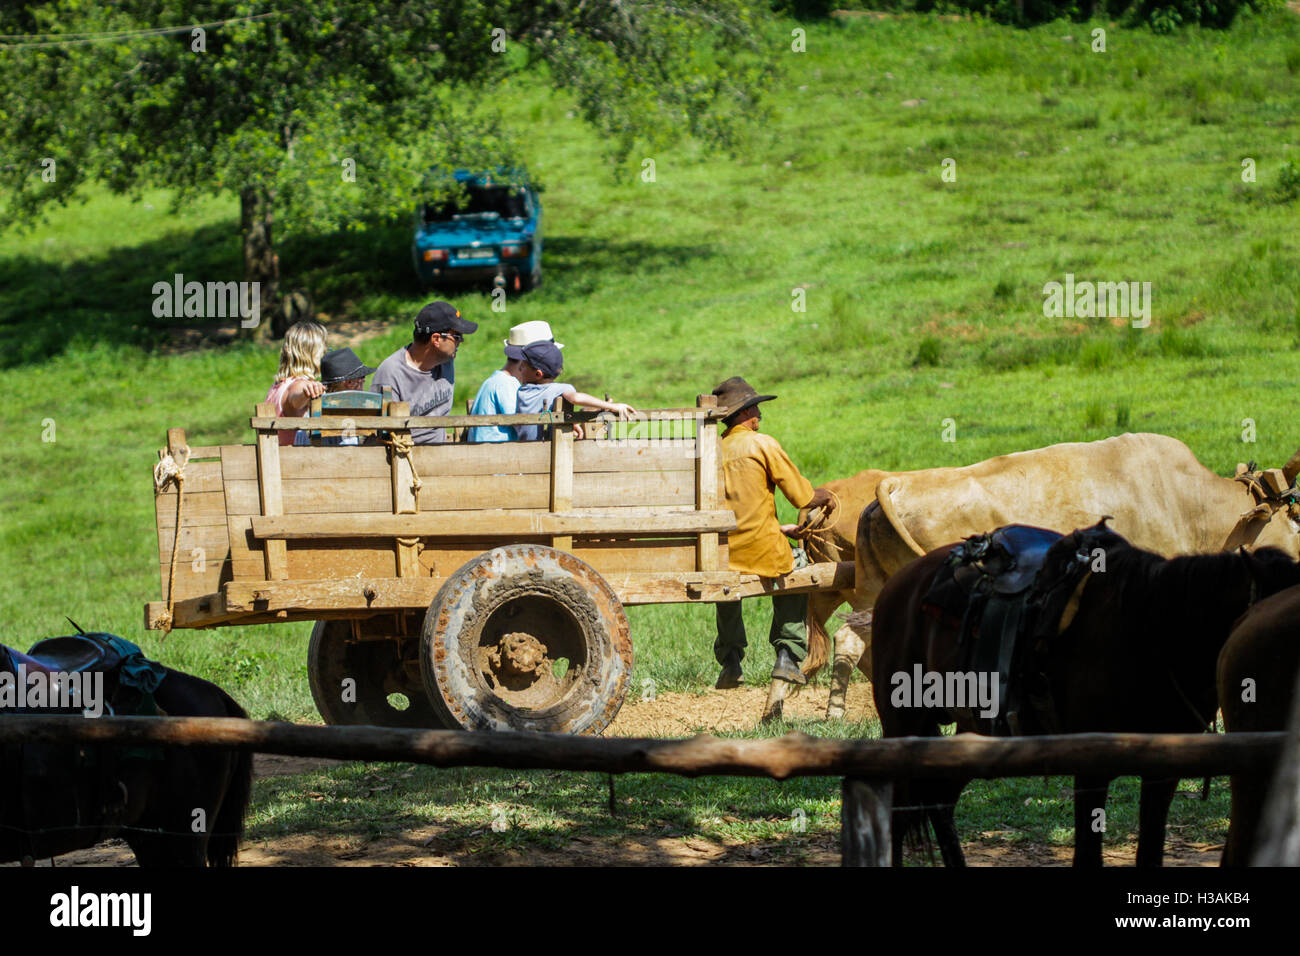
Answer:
[{"xmin": 2, "ymin": 9, "xmax": 1298, "ymax": 723}]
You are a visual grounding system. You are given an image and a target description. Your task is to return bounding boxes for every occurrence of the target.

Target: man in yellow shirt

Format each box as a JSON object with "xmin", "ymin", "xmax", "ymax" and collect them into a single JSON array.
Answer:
[{"xmin": 711, "ymin": 377, "xmax": 830, "ymax": 689}]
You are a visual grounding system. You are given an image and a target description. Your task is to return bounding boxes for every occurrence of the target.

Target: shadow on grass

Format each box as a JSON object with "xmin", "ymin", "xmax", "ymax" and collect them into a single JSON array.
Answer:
[
  {"xmin": 246, "ymin": 758, "xmax": 842, "ymax": 865},
  {"xmin": 0, "ymin": 217, "xmax": 718, "ymax": 368},
  {"xmin": 534, "ymin": 236, "xmax": 718, "ymax": 299}
]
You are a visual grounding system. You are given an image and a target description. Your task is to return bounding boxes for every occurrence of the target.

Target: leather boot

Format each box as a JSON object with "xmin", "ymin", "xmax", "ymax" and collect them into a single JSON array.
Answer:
[
  {"xmin": 771, "ymin": 647, "xmax": 807, "ymax": 685},
  {"xmin": 715, "ymin": 652, "xmax": 744, "ymax": 689}
]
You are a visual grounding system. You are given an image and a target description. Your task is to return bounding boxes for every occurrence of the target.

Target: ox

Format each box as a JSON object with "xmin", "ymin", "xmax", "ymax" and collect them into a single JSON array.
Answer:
[{"xmin": 787, "ymin": 432, "xmax": 1300, "ymax": 721}]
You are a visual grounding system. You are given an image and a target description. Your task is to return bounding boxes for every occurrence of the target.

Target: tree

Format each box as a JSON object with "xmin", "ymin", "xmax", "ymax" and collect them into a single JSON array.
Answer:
[{"xmin": 0, "ymin": 1, "xmax": 775, "ymax": 337}]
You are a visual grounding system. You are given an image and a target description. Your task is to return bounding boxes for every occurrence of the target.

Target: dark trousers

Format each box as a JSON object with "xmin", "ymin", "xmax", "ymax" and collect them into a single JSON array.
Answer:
[{"xmin": 714, "ymin": 593, "xmax": 808, "ymax": 664}]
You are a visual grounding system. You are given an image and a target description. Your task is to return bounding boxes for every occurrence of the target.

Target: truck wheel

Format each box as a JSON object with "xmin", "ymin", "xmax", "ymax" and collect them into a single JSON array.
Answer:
[
  {"xmin": 421, "ymin": 545, "xmax": 632, "ymax": 734},
  {"xmin": 308, "ymin": 620, "xmax": 445, "ymax": 728}
]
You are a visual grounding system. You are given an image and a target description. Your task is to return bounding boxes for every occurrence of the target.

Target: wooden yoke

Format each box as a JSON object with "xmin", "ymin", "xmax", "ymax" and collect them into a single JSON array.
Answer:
[
  {"xmin": 550, "ymin": 395, "xmax": 576, "ymax": 552},
  {"xmin": 696, "ymin": 394, "xmax": 721, "ymax": 572},
  {"xmin": 254, "ymin": 402, "xmax": 288, "ymax": 582},
  {"xmin": 387, "ymin": 401, "xmax": 421, "ymax": 578}
]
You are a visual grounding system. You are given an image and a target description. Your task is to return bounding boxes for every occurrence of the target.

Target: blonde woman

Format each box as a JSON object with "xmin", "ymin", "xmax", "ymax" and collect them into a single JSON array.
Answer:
[{"xmin": 265, "ymin": 320, "xmax": 327, "ymax": 445}]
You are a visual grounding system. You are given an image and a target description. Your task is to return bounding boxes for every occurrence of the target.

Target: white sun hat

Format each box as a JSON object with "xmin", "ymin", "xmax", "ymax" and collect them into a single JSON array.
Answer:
[{"xmin": 504, "ymin": 320, "xmax": 564, "ymax": 358}]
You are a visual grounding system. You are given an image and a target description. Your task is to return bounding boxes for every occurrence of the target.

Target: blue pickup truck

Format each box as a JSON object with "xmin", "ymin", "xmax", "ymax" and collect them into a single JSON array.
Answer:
[{"xmin": 412, "ymin": 169, "xmax": 542, "ymax": 294}]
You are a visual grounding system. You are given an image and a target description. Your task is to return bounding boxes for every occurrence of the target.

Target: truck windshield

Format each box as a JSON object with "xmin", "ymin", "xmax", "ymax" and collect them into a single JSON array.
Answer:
[{"xmin": 424, "ymin": 185, "xmax": 528, "ymax": 222}]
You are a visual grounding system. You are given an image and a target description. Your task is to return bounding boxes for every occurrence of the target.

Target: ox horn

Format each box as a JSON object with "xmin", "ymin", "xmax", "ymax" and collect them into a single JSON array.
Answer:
[{"xmin": 1282, "ymin": 446, "xmax": 1300, "ymax": 485}]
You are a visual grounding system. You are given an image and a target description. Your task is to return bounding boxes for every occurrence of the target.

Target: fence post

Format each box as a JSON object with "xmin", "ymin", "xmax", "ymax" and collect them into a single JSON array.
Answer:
[
  {"xmin": 1252, "ymin": 669, "xmax": 1300, "ymax": 865},
  {"xmin": 841, "ymin": 776, "xmax": 892, "ymax": 866}
]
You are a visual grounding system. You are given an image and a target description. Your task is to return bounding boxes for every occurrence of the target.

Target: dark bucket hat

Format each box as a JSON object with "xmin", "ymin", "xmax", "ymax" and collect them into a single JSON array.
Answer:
[
  {"xmin": 711, "ymin": 376, "xmax": 777, "ymax": 421},
  {"xmin": 320, "ymin": 347, "xmax": 375, "ymax": 385}
]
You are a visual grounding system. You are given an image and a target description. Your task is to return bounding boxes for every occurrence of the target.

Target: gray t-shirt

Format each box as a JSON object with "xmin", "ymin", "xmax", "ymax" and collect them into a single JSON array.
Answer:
[
  {"xmin": 515, "ymin": 382, "xmax": 574, "ymax": 441},
  {"xmin": 371, "ymin": 345, "xmax": 455, "ymax": 444}
]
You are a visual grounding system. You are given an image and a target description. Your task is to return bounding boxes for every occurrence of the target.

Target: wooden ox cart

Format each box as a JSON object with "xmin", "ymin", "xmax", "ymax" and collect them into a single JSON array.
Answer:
[{"xmin": 146, "ymin": 396, "xmax": 852, "ymax": 735}]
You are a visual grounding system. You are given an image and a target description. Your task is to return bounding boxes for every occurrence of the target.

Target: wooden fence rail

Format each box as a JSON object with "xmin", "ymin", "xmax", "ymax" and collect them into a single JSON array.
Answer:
[{"xmin": 4, "ymin": 718, "xmax": 1289, "ymax": 865}]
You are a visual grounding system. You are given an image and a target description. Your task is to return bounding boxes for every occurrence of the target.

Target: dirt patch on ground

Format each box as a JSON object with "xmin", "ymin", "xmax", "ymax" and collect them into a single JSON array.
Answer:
[
  {"xmin": 606, "ymin": 683, "xmax": 878, "ymax": 736},
  {"xmin": 19, "ymin": 831, "xmax": 1219, "ymax": 868}
]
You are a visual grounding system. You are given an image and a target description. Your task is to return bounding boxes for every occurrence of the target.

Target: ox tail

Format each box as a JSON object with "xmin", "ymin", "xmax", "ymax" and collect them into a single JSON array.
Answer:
[
  {"xmin": 803, "ymin": 596, "xmax": 833, "ymax": 682},
  {"xmin": 207, "ymin": 693, "xmax": 253, "ymax": 868},
  {"xmin": 875, "ymin": 476, "xmax": 926, "ymax": 557}
]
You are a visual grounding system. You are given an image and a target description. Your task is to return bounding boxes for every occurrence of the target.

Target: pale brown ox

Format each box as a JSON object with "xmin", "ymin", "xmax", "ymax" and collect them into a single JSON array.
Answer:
[{"xmin": 787, "ymin": 432, "xmax": 1300, "ymax": 722}]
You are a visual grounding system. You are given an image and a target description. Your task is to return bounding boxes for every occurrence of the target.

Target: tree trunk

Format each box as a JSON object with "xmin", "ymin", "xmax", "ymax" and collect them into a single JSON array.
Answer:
[{"xmin": 240, "ymin": 186, "xmax": 281, "ymax": 340}]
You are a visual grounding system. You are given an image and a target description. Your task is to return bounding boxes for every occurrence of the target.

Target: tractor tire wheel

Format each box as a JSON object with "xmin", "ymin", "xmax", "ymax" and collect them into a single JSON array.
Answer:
[
  {"xmin": 308, "ymin": 620, "xmax": 445, "ymax": 728},
  {"xmin": 420, "ymin": 545, "xmax": 632, "ymax": 734}
]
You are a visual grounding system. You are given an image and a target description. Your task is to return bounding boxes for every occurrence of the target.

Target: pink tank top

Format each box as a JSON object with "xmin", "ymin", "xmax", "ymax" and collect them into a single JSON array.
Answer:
[{"xmin": 266, "ymin": 376, "xmax": 310, "ymax": 446}]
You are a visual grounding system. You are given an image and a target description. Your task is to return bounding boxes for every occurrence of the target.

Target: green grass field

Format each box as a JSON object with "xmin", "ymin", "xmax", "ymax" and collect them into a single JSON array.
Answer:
[{"xmin": 3, "ymin": 10, "xmax": 1297, "ymax": 861}]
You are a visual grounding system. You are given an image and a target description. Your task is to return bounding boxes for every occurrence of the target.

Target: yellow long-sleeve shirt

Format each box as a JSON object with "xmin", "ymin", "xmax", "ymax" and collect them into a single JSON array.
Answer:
[{"xmin": 720, "ymin": 421, "xmax": 815, "ymax": 577}]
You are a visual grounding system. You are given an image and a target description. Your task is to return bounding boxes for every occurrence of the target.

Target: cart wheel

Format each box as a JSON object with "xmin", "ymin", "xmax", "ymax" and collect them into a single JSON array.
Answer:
[
  {"xmin": 420, "ymin": 545, "xmax": 632, "ymax": 734},
  {"xmin": 308, "ymin": 621, "xmax": 445, "ymax": 728}
]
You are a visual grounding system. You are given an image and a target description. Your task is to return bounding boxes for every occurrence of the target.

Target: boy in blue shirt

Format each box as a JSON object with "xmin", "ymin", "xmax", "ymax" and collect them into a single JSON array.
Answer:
[
  {"xmin": 468, "ymin": 321, "xmax": 564, "ymax": 442},
  {"xmin": 515, "ymin": 341, "xmax": 636, "ymax": 440}
]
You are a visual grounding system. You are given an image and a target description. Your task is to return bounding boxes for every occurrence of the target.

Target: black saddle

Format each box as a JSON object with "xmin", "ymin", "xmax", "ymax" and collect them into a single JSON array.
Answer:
[
  {"xmin": 1, "ymin": 633, "xmax": 164, "ymax": 717},
  {"xmin": 14, "ymin": 635, "xmax": 122, "ymax": 675},
  {"xmin": 923, "ymin": 525, "xmax": 1064, "ymax": 735}
]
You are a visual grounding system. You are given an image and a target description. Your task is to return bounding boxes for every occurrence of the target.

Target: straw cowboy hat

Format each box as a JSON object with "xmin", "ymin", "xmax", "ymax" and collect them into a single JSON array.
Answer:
[
  {"xmin": 504, "ymin": 320, "xmax": 564, "ymax": 359},
  {"xmin": 711, "ymin": 376, "xmax": 777, "ymax": 420}
]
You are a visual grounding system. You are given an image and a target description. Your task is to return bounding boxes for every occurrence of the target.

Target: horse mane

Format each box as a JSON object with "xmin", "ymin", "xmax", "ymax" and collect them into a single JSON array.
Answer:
[{"xmin": 1072, "ymin": 529, "xmax": 1298, "ymax": 646}]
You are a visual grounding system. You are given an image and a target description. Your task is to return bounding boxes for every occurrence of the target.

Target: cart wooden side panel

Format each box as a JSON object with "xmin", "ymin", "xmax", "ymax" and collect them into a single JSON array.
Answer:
[{"xmin": 147, "ymin": 402, "xmax": 847, "ymax": 632}]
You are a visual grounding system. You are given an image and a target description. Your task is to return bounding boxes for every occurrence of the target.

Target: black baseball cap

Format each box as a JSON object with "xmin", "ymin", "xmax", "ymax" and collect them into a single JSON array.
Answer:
[
  {"xmin": 414, "ymin": 301, "xmax": 478, "ymax": 336},
  {"xmin": 320, "ymin": 347, "xmax": 375, "ymax": 385},
  {"xmin": 521, "ymin": 341, "xmax": 563, "ymax": 378}
]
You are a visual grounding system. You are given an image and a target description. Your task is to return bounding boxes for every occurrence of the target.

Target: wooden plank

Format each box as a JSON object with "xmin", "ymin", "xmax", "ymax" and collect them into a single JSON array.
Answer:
[
  {"xmin": 226, "ymin": 515, "xmax": 263, "ymax": 581},
  {"xmin": 251, "ymin": 509, "xmax": 738, "ymax": 540},
  {"xmin": 1, "ymin": 718, "xmax": 1288, "ymax": 781},
  {"xmin": 412, "ymin": 442, "xmax": 550, "ymax": 476},
  {"xmin": 610, "ymin": 561, "xmax": 853, "ymax": 605},
  {"xmin": 224, "ymin": 578, "xmax": 438, "ymax": 613},
  {"xmin": 144, "ymin": 593, "xmax": 228, "ymax": 630},
  {"xmin": 219, "ymin": 561, "xmax": 851, "ymax": 613},
  {"xmin": 221, "ymin": 444, "xmax": 258, "ymax": 481},
  {"xmin": 574, "ymin": 440, "xmax": 698, "ymax": 473},
  {"xmin": 224, "ymin": 477, "xmax": 401, "ymax": 515},
  {"xmin": 695, "ymin": 394, "xmax": 720, "ymax": 572},
  {"xmin": 387, "ymin": 401, "xmax": 421, "ymax": 577},
  {"xmin": 550, "ymin": 404, "xmax": 575, "ymax": 550},
  {"xmin": 576, "ymin": 540, "xmax": 699, "ymax": 576},
  {"xmin": 287, "ymin": 542, "xmax": 398, "ymax": 581},
  {"xmin": 277, "ymin": 538, "xmax": 702, "ymax": 581},
  {"xmin": 841, "ymin": 778, "xmax": 892, "ymax": 867},
  {"xmin": 151, "ymin": 460, "xmax": 225, "ymax": 495},
  {"xmin": 254, "ymin": 402, "xmax": 288, "ymax": 581},
  {"xmin": 573, "ymin": 470, "xmax": 694, "ymax": 509},
  {"xmin": 155, "ymin": 490, "xmax": 231, "ymax": 528},
  {"xmin": 156, "ymin": 524, "xmax": 232, "ymax": 598},
  {"xmin": 225, "ymin": 469, "xmax": 698, "ymax": 515},
  {"xmin": 183, "ymin": 445, "xmax": 224, "ymax": 460},
  {"xmin": 249, "ymin": 409, "xmax": 726, "ymax": 430}
]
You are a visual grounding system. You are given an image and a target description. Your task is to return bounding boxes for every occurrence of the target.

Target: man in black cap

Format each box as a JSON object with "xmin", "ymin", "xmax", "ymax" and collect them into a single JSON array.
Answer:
[
  {"xmin": 371, "ymin": 301, "xmax": 478, "ymax": 443},
  {"xmin": 710, "ymin": 376, "xmax": 831, "ymax": 690}
]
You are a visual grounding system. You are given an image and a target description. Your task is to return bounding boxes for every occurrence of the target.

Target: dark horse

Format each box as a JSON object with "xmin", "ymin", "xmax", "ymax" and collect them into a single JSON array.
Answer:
[
  {"xmin": 0, "ymin": 634, "xmax": 253, "ymax": 866},
  {"xmin": 1218, "ymin": 582, "xmax": 1300, "ymax": 865},
  {"xmin": 872, "ymin": 522, "xmax": 1300, "ymax": 867}
]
